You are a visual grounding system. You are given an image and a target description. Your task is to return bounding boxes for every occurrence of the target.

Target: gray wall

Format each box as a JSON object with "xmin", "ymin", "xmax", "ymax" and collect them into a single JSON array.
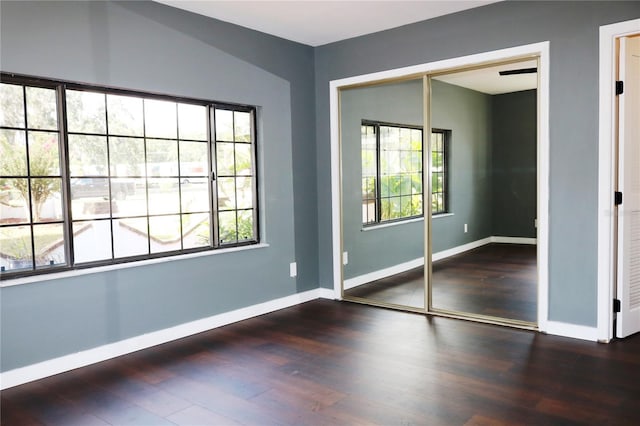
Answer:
[
  {"xmin": 492, "ymin": 89, "xmax": 537, "ymax": 238},
  {"xmin": 315, "ymin": 1, "xmax": 640, "ymax": 326},
  {"xmin": 0, "ymin": 1, "xmax": 317, "ymax": 372},
  {"xmin": 2, "ymin": 0, "xmax": 639, "ymax": 373},
  {"xmin": 340, "ymin": 80, "xmax": 425, "ymax": 279},
  {"xmin": 431, "ymin": 79, "xmax": 493, "ymax": 251}
]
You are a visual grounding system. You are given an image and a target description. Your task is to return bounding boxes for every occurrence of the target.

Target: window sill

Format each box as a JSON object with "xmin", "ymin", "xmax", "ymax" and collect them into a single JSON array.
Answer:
[
  {"xmin": 362, "ymin": 216, "xmax": 424, "ymax": 231},
  {"xmin": 0, "ymin": 243, "xmax": 270, "ymax": 288},
  {"xmin": 433, "ymin": 212, "xmax": 454, "ymax": 219},
  {"xmin": 361, "ymin": 212, "xmax": 454, "ymax": 231}
]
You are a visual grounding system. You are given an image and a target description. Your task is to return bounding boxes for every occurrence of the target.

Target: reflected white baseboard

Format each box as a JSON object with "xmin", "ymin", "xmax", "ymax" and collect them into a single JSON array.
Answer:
[
  {"xmin": 431, "ymin": 237, "xmax": 492, "ymax": 262},
  {"xmin": 344, "ymin": 257, "xmax": 424, "ymax": 290},
  {"xmin": 345, "ymin": 235, "xmax": 537, "ymax": 290},
  {"xmin": 491, "ymin": 236, "xmax": 537, "ymax": 245}
]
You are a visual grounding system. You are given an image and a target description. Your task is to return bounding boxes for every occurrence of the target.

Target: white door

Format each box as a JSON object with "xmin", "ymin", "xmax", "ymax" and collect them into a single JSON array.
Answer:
[{"xmin": 617, "ymin": 35, "xmax": 640, "ymax": 338}]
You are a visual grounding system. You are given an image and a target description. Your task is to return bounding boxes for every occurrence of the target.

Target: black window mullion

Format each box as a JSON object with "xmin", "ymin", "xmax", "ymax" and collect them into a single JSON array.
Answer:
[
  {"xmin": 375, "ymin": 124, "xmax": 382, "ymax": 224},
  {"xmin": 250, "ymin": 109, "xmax": 259, "ymax": 241},
  {"xmin": 21, "ymin": 85, "xmax": 37, "ymax": 271},
  {"xmin": 209, "ymin": 106, "xmax": 219, "ymax": 248},
  {"xmin": 58, "ymin": 84, "xmax": 74, "ymax": 268},
  {"xmin": 232, "ymin": 112, "xmax": 239, "ymax": 243},
  {"xmin": 175, "ymin": 103, "xmax": 184, "ymax": 251},
  {"xmin": 141, "ymin": 100, "xmax": 151, "ymax": 255},
  {"xmin": 101, "ymin": 91, "xmax": 116, "ymax": 261},
  {"xmin": 443, "ymin": 132, "xmax": 448, "ymax": 213}
]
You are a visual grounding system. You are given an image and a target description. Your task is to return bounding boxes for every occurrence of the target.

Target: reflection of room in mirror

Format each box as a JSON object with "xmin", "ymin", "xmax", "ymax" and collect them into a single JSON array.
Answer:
[
  {"xmin": 430, "ymin": 59, "xmax": 538, "ymax": 324},
  {"xmin": 340, "ymin": 78, "xmax": 426, "ymax": 310},
  {"xmin": 340, "ymin": 59, "xmax": 539, "ymax": 324}
]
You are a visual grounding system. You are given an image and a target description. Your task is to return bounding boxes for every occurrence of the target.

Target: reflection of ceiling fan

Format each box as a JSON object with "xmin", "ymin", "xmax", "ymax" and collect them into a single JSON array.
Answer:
[{"xmin": 499, "ymin": 68, "xmax": 537, "ymax": 76}]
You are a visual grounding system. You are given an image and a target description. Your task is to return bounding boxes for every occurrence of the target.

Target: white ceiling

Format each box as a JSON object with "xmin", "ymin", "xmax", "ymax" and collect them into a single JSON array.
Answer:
[
  {"xmin": 154, "ymin": 0, "xmax": 533, "ymax": 94},
  {"xmin": 433, "ymin": 59, "xmax": 538, "ymax": 94},
  {"xmin": 154, "ymin": 0, "xmax": 500, "ymax": 47}
]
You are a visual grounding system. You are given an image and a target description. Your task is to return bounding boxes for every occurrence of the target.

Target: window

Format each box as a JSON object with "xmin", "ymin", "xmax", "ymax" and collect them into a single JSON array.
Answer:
[
  {"xmin": 0, "ymin": 74, "xmax": 258, "ymax": 278},
  {"xmin": 0, "ymin": 83, "xmax": 65, "ymax": 271},
  {"xmin": 431, "ymin": 129, "xmax": 449, "ymax": 215},
  {"xmin": 361, "ymin": 121, "xmax": 424, "ymax": 225},
  {"xmin": 361, "ymin": 122, "xmax": 449, "ymax": 226}
]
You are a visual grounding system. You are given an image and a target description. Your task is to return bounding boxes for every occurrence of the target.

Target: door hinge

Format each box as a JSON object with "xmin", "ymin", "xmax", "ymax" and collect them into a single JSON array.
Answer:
[
  {"xmin": 616, "ymin": 80, "xmax": 624, "ymax": 96},
  {"xmin": 615, "ymin": 191, "xmax": 623, "ymax": 206},
  {"xmin": 614, "ymin": 298, "xmax": 621, "ymax": 313}
]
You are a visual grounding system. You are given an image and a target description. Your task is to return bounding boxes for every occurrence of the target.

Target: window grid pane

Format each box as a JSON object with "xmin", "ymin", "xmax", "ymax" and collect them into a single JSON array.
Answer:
[
  {"xmin": 215, "ymin": 108, "xmax": 257, "ymax": 246},
  {"xmin": 362, "ymin": 122, "xmax": 423, "ymax": 226},
  {"xmin": 1, "ymin": 83, "xmax": 65, "ymax": 273},
  {"xmin": 431, "ymin": 130, "xmax": 448, "ymax": 215}
]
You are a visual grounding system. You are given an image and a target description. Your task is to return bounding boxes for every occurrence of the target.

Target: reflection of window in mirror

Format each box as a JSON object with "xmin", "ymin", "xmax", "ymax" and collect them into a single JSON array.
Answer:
[
  {"xmin": 361, "ymin": 121, "xmax": 423, "ymax": 225},
  {"xmin": 431, "ymin": 129, "xmax": 450, "ymax": 215}
]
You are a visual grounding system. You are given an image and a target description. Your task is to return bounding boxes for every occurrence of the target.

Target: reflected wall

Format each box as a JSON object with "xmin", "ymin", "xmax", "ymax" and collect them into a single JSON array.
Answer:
[{"xmin": 341, "ymin": 79, "xmax": 425, "ymax": 309}]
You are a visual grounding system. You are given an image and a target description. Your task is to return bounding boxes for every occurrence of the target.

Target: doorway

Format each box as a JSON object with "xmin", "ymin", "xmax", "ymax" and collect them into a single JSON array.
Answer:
[{"xmin": 330, "ymin": 42, "xmax": 550, "ymax": 331}]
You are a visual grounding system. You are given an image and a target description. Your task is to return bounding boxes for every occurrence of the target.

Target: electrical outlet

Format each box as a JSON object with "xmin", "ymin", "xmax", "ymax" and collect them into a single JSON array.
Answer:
[
  {"xmin": 464, "ymin": 223, "xmax": 468, "ymax": 233},
  {"xmin": 289, "ymin": 262, "xmax": 297, "ymax": 277},
  {"xmin": 343, "ymin": 251, "xmax": 349, "ymax": 265}
]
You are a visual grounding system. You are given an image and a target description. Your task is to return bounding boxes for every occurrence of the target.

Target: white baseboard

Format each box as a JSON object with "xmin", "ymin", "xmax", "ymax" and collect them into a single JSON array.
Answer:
[
  {"xmin": 432, "ymin": 237, "xmax": 492, "ymax": 262},
  {"xmin": 545, "ymin": 320, "xmax": 599, "ymax": 342},
  {"xmin": 491, "ymin": 236, "xmax": 537, "ymax": 245},
  {"xmin": 344, "ymin": 257, "xmax": 424, "ymax": 290},
  {"xmin": 318, "ymin": 287, "xmax": 337, "ymax": 299},
  {"xmin": 0, "ymin": 288, "xmax": 324, "ymax": 390},
  {"xmin": 343, "ymin": 236, "xmax": 536, "ymax": 290}
]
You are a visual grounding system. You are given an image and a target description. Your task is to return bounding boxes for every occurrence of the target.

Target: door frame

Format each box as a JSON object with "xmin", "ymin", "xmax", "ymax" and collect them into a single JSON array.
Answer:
[
  {"xmin": 597, "ymin": 18, "xmax": 640, "ymax": 342},
  {"xmin": 329, "ymin": 42, "xmax": 550, "ymax": 333}
]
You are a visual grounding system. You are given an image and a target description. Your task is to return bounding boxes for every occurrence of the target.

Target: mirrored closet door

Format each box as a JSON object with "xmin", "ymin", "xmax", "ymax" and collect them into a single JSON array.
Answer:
[
  {"xmin": 338, "ymin": 57, "xmax": 540, "ymax": 328},
  {"xmin": 428, "ymin": 59, "xmax": 539, "ymax": 325},
  {"xmin": 340, "ymin": 78, "xmax": 426, "ymax": 311}
]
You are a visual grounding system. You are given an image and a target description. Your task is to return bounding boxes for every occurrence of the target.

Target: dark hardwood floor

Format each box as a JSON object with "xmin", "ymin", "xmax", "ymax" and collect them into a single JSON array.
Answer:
[
  {"xmin": 346, "ymin": 244, "xmax": 537, "ymax": 322},
  {"xmin": 432, "ymin": 244, "xmax": 537, "ymax": 322},
  {"xmin": 345, "ymin": 266, "xmax": 425, "ymax": 308},
  {"xmin": 3, "ymin": 299, "xmax": 640, "ymax": 425}
]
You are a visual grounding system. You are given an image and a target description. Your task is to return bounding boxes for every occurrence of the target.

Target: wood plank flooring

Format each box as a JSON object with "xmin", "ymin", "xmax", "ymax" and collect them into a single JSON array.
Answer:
[
  {"xmin": 3, "ymin": 299, "xmax": 640, "ymax": 425},
  {"xmin": 432, "ymin": 244, "xmax": 537, "ymax": 322},
  {"xmin": 346, "ymin": 244, "xmax": 537, "ymax": 322}
]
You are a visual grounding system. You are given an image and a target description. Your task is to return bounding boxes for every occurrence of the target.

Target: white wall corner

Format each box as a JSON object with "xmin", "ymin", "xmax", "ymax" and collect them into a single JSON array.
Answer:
[{"xmin": 318, "ymin": 287, "xmax": 338, "ymax": 299}]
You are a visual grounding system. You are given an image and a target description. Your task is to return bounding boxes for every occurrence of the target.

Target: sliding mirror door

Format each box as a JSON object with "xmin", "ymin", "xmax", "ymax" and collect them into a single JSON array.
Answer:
[
  {"xmin": 429, "ymin": 60, "xmax": 539, "ymax": 325},
  {"xmin": 341, "ymin": 78, "xmax": 426, "ymax": 311}
]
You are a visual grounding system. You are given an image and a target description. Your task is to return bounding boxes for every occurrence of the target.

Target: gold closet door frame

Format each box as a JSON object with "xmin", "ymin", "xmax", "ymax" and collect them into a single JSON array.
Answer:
[{"xmin": 334, "ymin": 47, "xmax": 548, "ymax": 332}]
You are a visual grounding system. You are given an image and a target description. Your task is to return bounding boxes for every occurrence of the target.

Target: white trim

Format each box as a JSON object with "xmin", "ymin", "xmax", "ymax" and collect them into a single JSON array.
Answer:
[
  {"xmin": 432, "ymin": 212, "xmax": 454, "ymax": 219},
  {"xmin": 330, "ymin": 42, "xmax": 550, "ymax": 332},
  {"xmin": 432, "ymin": 237, "xmax": 492, "ymax": 262},
  {"xmin": 362, "ymin": 216, "xmax": 424, "ymax": 231},
  {"xmin": 491, "ymin": 236, "xmax": 537, "ymax": 245},
  {"xmin": 0, "ymin": 288, "xmax": 323, "ymax": 390},
  {"xmin": 344, "ymin": 236, "xmax": 534, "ymax": 290},
  {"xmin": 1, "ymin": 243, "xmax": 271, "ymax": 288},
  {"xmin": 317, "ymin": 287, "xmax": 337, "ymax": 299},
  {"xmin": 597, "ymin": 19, "xmax": 640, "ymax": 342},
  {"xmin": 536, "ymin": 43, "xmax": 550, "ymax": 334},
  {"xmin": 330, "ymin": 78, "xmax": 343, "ymax": 301},
  {"xmin": 344, "ymin": 257, "xmax": 424, "ymax": 290},
  {"xmin": 545, "ymin": 321, "xmax": 599, "ymax": 342},
  {"xmin": 361, "ymin": 213, "xmax": 452, "ymax": 232}
]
